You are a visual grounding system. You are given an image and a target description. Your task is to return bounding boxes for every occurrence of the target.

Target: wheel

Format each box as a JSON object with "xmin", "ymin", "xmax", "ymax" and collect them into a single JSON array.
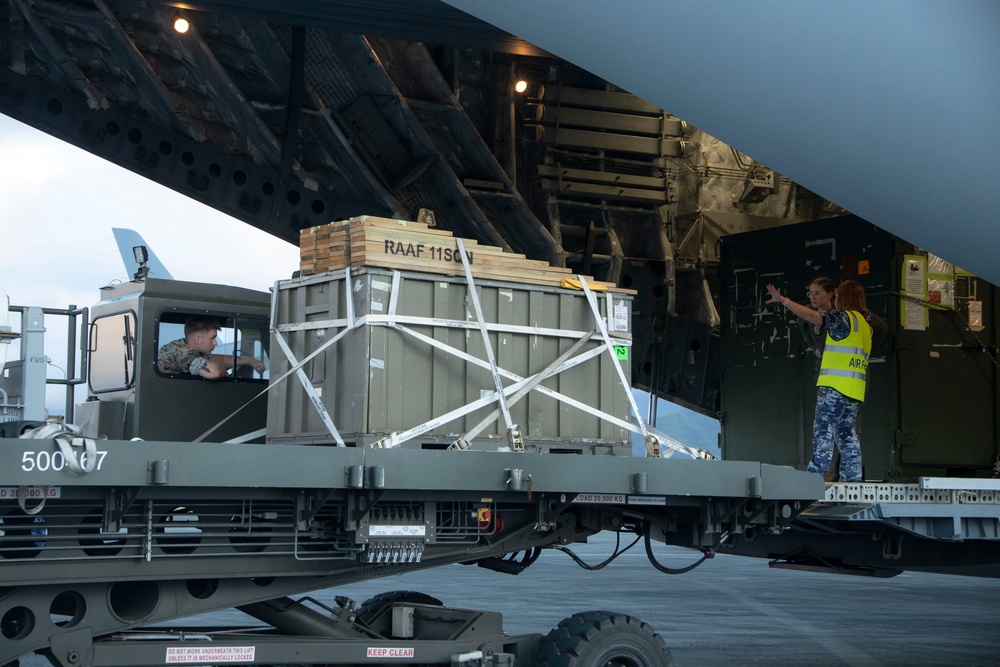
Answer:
[
  {"xmin": 355, "ymin": 590, "xmax": 443, "ymax": 626},
  {"xmin": 533, "ymin": 611, "xmax": 671, "ymax": 667}
]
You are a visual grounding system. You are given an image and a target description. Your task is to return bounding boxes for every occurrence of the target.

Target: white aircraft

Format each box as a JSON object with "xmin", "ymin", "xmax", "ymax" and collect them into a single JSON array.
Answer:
[{"xmin": 111, "ymin": 227, "xmax": 174, "ymax": 281}]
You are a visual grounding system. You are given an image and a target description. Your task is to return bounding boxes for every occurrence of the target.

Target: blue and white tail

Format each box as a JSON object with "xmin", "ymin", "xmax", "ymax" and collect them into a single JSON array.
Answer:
[{"xmin": 112, "ymin": 228, "xmax": 174, "ymax": 281}]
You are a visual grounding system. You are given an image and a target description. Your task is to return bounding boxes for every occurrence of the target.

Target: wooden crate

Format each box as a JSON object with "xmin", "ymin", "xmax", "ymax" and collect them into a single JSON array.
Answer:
[{"xmin": 299, "ymin": 216, "xmax": 629, "ymax": 292}]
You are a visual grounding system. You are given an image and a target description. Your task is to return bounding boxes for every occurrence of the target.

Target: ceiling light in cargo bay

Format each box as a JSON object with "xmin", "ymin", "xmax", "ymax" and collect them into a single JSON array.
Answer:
[
  {"xmin": 173, "ymin": 14, "xmax": 190, "ymax": 33},
  {"xmin": 514, "ymin": 80, "xmax": 545, "ymax": 98}
]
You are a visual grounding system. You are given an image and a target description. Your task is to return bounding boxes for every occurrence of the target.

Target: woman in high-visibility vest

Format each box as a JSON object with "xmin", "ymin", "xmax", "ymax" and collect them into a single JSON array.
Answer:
[{"xmin": 766, "ymin": 280, "xmax": 873, "ymax": 482}]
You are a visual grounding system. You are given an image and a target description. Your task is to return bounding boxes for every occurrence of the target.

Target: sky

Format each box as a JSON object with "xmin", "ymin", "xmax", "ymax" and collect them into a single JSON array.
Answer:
[
  {"xmin": 0, "ymin": 115, "xmax": 300, "ymax": 310},
  {"xmin": 0, "ymin": 114, "xmax": 299, "ymax": 413}
]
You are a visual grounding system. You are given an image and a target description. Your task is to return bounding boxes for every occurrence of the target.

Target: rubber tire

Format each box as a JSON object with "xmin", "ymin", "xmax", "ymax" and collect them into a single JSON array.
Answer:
[
  {"xmin": 356, "ymin": 590, "xmax": 443, "ymax": 626},
  {"xmin": 533, "ymin": 611, "xmax": 671, "ymax": 667}
]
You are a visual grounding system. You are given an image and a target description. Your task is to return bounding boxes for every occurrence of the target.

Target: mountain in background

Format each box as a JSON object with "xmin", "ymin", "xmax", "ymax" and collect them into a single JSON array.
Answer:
[
  {"xmin": 631, "ymin": 391, "xmax": 721, "ymax": 459},
  {"xmin": 653, "ymin": 401, "xmax": 721, "ymax": 457}
]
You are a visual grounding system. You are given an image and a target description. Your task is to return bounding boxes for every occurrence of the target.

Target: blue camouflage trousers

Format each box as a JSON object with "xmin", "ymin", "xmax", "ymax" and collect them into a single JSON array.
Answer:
[{"xmin": 808, "ymin": 386, "xmax": 863, "ymax": 481}]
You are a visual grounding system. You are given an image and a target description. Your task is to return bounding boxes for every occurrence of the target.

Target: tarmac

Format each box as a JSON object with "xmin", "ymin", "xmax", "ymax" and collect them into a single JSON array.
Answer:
[
  {"xmin": 326, "ymin": 534, "xmax": 1000, "ymax": 666},
  {"xmin": 16, "ymin": 532, "xmax": 1000, "ymax": 666}
]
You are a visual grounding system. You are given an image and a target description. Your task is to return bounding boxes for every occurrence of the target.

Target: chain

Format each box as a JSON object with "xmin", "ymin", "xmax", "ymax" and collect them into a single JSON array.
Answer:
[{"xmin": 872, "ymin": 290, "xmax": 999, "ymax": 368}]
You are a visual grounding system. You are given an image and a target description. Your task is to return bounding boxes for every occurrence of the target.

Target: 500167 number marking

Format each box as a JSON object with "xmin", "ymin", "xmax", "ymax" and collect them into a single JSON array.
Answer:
[{"xmin": 21, "ymin": 450, "xmax": 107, "ymax": 472}]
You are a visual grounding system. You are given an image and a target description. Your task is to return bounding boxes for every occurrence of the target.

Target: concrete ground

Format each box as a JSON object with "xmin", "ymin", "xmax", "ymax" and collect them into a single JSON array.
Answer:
[
  {"xmin": 16, "ymin": 532, "xmax": 1000, "ymax": 666},
  {"xmin": 326, "ymin": 534, "xmax": 1000, "ymax": 666}
]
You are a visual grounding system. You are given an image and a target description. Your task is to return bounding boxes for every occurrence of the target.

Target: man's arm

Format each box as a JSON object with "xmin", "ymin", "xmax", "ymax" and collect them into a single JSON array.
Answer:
[
  {"xmin": 159, "ymin": 340, "xmax": 208, "ymax": 375},
  {"xmin": 209, "ymin": 353, "xmax": 265, "ymax": 374},
  {"xmin": 198, "ymin": 360, "xmax": 228, "ymax": 380}
]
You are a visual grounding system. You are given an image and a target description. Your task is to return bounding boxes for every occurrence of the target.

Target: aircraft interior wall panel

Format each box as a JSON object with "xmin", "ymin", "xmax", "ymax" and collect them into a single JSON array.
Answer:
[
  {"xmin": 718, "ymin": 215, "xmax": 1000, "ymax": 479},
  {"xmin": 720, "ymin": 217, "xmax": 920, "ymax": 478},
  {"xmin": 893, "ymin": 274, "xmax": 998, "ymax": 471}
]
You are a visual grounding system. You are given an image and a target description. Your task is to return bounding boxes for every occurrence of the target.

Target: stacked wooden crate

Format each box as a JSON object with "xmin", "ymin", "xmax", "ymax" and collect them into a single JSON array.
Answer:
[{"xmin": 299, "ymin": 215, "xmax": 626, "ymax": 291}]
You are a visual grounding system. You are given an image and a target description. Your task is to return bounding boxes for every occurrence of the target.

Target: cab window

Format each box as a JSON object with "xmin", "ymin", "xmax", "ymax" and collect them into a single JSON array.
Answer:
[
  {"xmin": 89, "ymin": 311, "xmax": 138, "ymax": 393},
  {"xmin": 155, "ymin": 312, "xmax": 269, "ymax": 382}
]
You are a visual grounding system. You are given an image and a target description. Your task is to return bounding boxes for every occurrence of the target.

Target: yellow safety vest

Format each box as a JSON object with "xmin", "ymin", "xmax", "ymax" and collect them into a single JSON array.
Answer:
[{"xmin": 817, "ymin": 310, "xmax": 872, "ymax": 402}]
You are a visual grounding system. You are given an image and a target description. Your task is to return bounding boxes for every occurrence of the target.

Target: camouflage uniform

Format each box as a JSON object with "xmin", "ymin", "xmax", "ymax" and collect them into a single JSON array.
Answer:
[
  {"xmin": 808, "ymin": 386, "xmax": 863, "ymax": 480},
  {"xmin": 806, "ymin": 309, "xmax": 870, "ymax": 482},
  {"xmin": 801, "ymin": 309, "xmax": 888, "ymax": 480},
  {"xmin": 158, "ymin": 338, "xmax": 209, "ymax": 375}
]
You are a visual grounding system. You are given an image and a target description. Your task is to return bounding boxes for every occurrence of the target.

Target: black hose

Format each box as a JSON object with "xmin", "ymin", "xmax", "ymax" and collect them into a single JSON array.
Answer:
[
  {"xmin": 644, "ymin": 524, "xmax": 713, "ymax": 575},
  {"xmin": 552, "ymin": 530, "xmax": 642, "ymax": 571}
]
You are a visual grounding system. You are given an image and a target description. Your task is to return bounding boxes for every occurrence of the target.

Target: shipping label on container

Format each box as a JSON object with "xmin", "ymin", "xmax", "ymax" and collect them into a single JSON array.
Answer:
[{"xmin": 613, "ymin": 302, "xmax": 630, "ymax": 332}]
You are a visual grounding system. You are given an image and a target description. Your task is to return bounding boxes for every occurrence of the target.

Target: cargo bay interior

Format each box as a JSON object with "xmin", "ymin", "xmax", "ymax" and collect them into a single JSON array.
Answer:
[{"xmin": 0, "ymin": 1, "xmax": 996, "ymax": 478}]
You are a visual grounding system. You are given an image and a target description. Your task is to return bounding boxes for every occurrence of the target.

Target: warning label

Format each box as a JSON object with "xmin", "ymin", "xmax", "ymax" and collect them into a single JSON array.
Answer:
[
  {"xmin": 369, "ymin": 525, "xmax": 426, "ymax": 537},
  {"xmin": 367, "ymin": 647, "xmax": 415, "ymax": 659},
  {"xmin": 626, "ymin": 496, "xmax": 666, "ymax": 506},
  {"xmin": 165, "ymin": 646, "xmax": 255, "ymax": 663},
  {"xmin": 0, "ymin": 487, "xmax": 60, "ymax": 500}
]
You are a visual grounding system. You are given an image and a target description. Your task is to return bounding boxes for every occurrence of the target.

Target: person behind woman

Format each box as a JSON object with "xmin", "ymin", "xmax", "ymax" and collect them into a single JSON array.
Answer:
[
  {"xmin": 766, "ymin": 280, "xmax": 873, "ymax": 482},
  {"xmin": 799, "ymin": 276, "xmax": 837, "ymax": 366}
]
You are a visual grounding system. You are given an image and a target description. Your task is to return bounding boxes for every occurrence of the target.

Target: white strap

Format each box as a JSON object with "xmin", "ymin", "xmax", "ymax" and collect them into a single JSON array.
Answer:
[
  {"xmin": 461, "ymin": 331, "xmax": 596, "ymax": 444},
  {"xmin": 16, "ymin": 486, "xmax": 47, "ymax": 515},
  {"xmin": 20, "ymin": 422, "xmax": 97, "ymax": 474},
  {"xmin": 198, "ymin": 273, "xmax": 356, "ymax": 445},
  {"xmin": 578, "ymin": 275, "xmax": 649, "ymax": 438},
  {"xmin": 393, "ymin": 323, "xmax": 636, "ymax": 433},
  {"xmin": 223, "ymin": 427, "xmax": 267, "ymax": 444},
  {"xmin": 456, "ymin": 239, "xmax": 517, "ymax": 436},
  {"xmin": 385, "ymin": 379, "xmax": 529, "ymax": 447},
  {"xmin": 279, "ymin": 311, "xmax": 607, "ymax": 340},
  {"xmin": 193, "ymin": 322, "xmax": 353, "ymax": 443},
  {"xmin": 271, "ymin": 329, "xmax": 346, "ymax": 447},
  {"xmin": 16, "ymin": 422, "xmax": 98, "ymax": 514}
]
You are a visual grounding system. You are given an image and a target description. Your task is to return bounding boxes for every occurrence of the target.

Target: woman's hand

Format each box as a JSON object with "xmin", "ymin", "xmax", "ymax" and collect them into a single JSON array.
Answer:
[{"xmin": 765, "ymin": 283, "xmax": 785, "ymax": 304}]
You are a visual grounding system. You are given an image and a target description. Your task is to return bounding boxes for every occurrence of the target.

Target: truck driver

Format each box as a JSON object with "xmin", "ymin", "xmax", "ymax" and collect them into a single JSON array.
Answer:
[{"xmin": 158, "ymin": 315, "xmax": 264, "ymax": 380}]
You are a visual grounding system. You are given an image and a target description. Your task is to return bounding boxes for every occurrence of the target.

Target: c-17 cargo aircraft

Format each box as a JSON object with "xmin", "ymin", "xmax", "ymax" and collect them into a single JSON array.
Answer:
[{"xmin": 1, "ymin": 2, "xmax": 997, "ymax": 665}]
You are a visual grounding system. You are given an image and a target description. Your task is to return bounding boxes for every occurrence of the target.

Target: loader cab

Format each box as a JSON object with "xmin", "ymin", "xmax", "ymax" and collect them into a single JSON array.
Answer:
[{"xmin": 78, "ymin": 278, "xmax": 271, "ymax": 443}]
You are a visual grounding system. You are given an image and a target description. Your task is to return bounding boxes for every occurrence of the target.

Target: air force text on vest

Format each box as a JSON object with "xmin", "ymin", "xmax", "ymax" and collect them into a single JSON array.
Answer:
[
  {"xmin": 849, "ymin": 356, "xmax": 868, "ymax": 371},
  {"xmin": 384, "ymin": 240, "xmax": 473, "ymax": 263}
]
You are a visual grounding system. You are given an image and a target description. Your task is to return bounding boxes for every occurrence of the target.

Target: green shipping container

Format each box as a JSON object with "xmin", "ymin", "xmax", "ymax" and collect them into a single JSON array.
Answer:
[{"xmin": 266, "ymin": 267, "xmax": 634, "ymax": 452}]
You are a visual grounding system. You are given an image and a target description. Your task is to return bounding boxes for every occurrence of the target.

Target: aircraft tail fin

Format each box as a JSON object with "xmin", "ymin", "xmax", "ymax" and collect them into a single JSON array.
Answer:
[{"xmin": 112, "ymin": 228, "xmax": 174, "ymax": 280}]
